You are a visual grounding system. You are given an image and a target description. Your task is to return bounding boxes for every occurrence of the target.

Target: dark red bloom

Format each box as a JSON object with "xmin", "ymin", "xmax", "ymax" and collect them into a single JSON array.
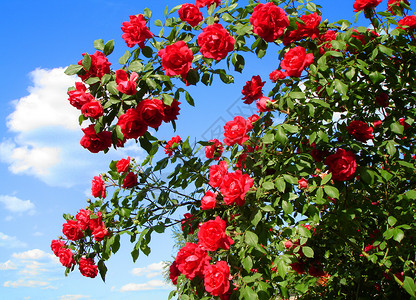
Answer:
[
  {"xmin": 77, "ymin": 51, "xmax": 111, "ymax": 81},
  {"xmin": 347, "ymin": 120, "xmax": 374, "ymax": 142},
  {"xmin": 241, "ymin": 75, "xmax": 265, "ymax": 104},
  {"xmin": 80, "ymin": 125, "xmax": 112, "ymax": 153},
  {"xmin": 165, "ymin": 135, "xmax": 182, "ymax": 157},
  {"xmin": 179, "ymin": 4, "xmax": 203, "ymax": 27},
  {"xmin": 78, "ymin": 257, "xmax": 98, "ymax": 278},
  {"xmin": 122, "ymin": 172, "xmax": 138, "ymax": 189}
]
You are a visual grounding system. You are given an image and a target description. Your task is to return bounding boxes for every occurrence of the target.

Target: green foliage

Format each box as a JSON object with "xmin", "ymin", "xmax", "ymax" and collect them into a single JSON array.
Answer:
[{"xmin": 57, "ymin": 0, "xmax": 416, "ymax": 299}]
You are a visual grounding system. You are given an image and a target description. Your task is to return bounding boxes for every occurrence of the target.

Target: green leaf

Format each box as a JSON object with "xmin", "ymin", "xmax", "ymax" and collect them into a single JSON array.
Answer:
[
  {"xmin": 184, "ymin": 91, "xmax": 195, "ymax": 106},
  {"xmin": 119, "ymin": 50, "xmax": 132, "ymax": 65},
  {"xmin": 262, "ymin": 133, "xmax": 274, "ymax": 144},
  {"xmin": 154, "ymin": 19, "xmax": 163, "ymax": 27},
  {"xmin": 64, "ymin": 64, "xmax": 83, "ymax": 76},
  {"xmin": 379, "ymin": 45, "xmax": 394, "ymax": 57},
  {"xmin": 82, "ymin": 53, "xmax": 91, "ymax": 71},
  {"xmin": 393, "ymin": 228, "xmax": 404, "ymax": 242},
  {"xmin": 104, "ymin": 40, "xmax": 115, "ymax": 56},
  {"xmin": 334, "ymin": 79, "xmax": 348, "ymax": 95},
  {"xmin": 242, "ymin": 286, "xmax": 258, "ymax": 300},
  {"xmin": 107, "ymin": 81, "xmax": 119, "ymax": 96},
  {"xmin": 251, "ymin": 209, "xmax": 262, "ymax": 227},
  {"xmin": 282, "ymin": 200, "xmax": 293, "ymax": 214},
  {"xmin": 386, "ymin": 140, "xmax": 397, "ymax": 156},
  {"xmin": 242, "ymin": 256, "xmax": 253, "ymax": 272},
  {"xmin": 161, "ymin": 94, "xmax": 174, "ymax": 106},
  {"xmin": 275, "ymin": 177, "xmax": 286, "ymax": 193},
  {"xmin": 276, "ymin": 126, "xmax": 288, "ymax": 145},
  {"xmin": 97, "ymin": 260, "xmax": 107, "ymax": 282},
  {"xmin": 282, "ymin": 124, "xmax": 298, "ymax": 133},
  {"xmin": 324, "ymin": 185, "xmax": 340, "ymax": 199},
  {"xmin": 232, "ymin": 53, "xmax": 245, "ymax": 73},
  {"xmin": 243, "ymin": 273, "xmax": 262, "ymax": 283},
  {"xmin": 390, "ymin": 122, "xmax": 404, "ymax": 135},
  {"xmin": 302, "ymin": 246, "xmax": 314, "ymax": 258},
  {"xmin": 262, "ymin": 181, "xmax": 274, "ymax": 190},
  {"xmin": 403, "ymin": 277, "xmax": 416, "ymax": 297},
  {"xmin": 245, "ymin": 231, "xmax": 259, "ymax": 247},
  {"xmin": 388, "ymin": 216, "xmax": 397, "ymax": 227},
  {"xmin": 289, "ymin": 91, "xmax": 305, "ymax": 99},
  {"xmin": 94, "ymin": 39, "xmax": 104, "ymax": 51}
]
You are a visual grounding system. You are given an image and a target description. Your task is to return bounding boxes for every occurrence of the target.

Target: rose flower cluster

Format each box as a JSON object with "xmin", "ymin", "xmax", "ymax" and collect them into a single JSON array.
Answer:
[{"xmin": 51, "ymin": 208, "xmax": 110, "ymax": 278}]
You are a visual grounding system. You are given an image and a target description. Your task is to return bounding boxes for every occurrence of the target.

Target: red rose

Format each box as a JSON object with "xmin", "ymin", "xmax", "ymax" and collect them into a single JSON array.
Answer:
[
  {"xmin": 58, "ymin": 247, "xmax": 75, "ymax": 268},
  {"xmin": 62, "ymin": 220, "xmax": 84, "ymax": 241},
  {"xmin": 250, "ymin": 2, "xmax": 289, "ymax": 42},
  {"xmin": 220, "ymin": 170, "xmax": 254, "ymax": 206},
  {"xmin": 347, "ymin": 120, "xmax": 374, "ymax": 142},
  {"xmin": 223, "ymin": 116, "xmax": 253, "ymax": 146},
  {"xmin": 205, "ymin": 139, "xmax": 224, "ymax": 160},
  {"xmin": 373, "ymin": 120, "xmax": 383, "ymax": 128},
  {"xmin": 195, "ymin": 0, "xmax": 221, "ymax": 9},
  {"xmin": 116, "ymin": 157, "xmax": 130, "ymax": 173},
  {"xmin": 68, "ymin": 82, "xmax": 95, "ymax": 109},
  {"xmin": 235, "ymin": 152, "xmax": 247, "ymax": 169},
  {"xmin": 78, "ymin": 257, "xmax": 98, "ymax": 278},
  {"xmin": 375, "ymin": 92, "xmax": 389, "ymax": 107},
  {"xmin": 181, "ymin": 213, "xmax": 196, "ymax": 234},
  {"xmin": 158, "ymin": 41, "xmax": 193, "ymax": 78},
  {"xmin": 269, "ymin": 70, "xmax": 287, "ymax": 82},
  {"xmin": 318, "ymin": 30, "xmax": 338, "ymax": 54},
  {"xmin": 121, "ymin": 14, "xmax": 153, "ymax": 48},
  {"xmin": 280, "ymin": 46, "xmax": 314, "ymax": 77},
  {"xmin": 81, "ymin": 101, "xmax": 104, "ymax": 119},
  {"xmin": 290, "ymin": 261, "xmax": 305, "ymax": 274},
  {"xmin": 256, "ymin": 96, "xmax": 274, "ymax": 113},
  {"xmin": 163, "ymin": 99, "xmax": 181, "ymax": 123},
  {"xmin": 198, "ymin": 216, "xmax": 234, "ymax": 251},
  {"xmin": 137, "ymin": 99, "xmax": 165, "ymax": 129},
  {"xmin": 201, "ymin": 191, "xmax": 217, "ymax": 210},
  {"xmin": 325, "ymin": 149, "xmax": 357, "ymax": 181},
  {"xmin": 80, "ymin": 125, "xmax": 112, "ymax": 153},
  {"xmin": 92, "ymin": 224, "xmax": 109, "ymax": 241},
  {"xmin": 298, "ymin": 178, "xmax": 308, "ymax": 189},
  {"xmin": 387, "ymin": 0, "xmax": 409, "ymax": 14},
  {"xmin": 353, "ymin": 0, "xmax": 382, "ymax": 11},
  {"xmin": 179, "ymin": 4, "xmax": 203, "ymax": 27},
  {"xmin": 283, "ymin": 12, "xmax": 321, "ymax": 45},
  {"xmin": 247, "ymin": 114, "xmax": 260, "ymax": 124},
  {"xmin": 165, "ymin": 135, "xmax": 182, "ymax": 157},
  {"xmin": 169, "ymin": 261, "xmax": 181, "ymax": 285},
  {"xmin": 77, "ymin": 51, "xmax": 111, "ymax": 81},
  {"xmin": 198, "ymin": 24, "xmax": 235, "ymax": 61},
  {"xmin": 88, "ymin": 211, "xmax": 103, "ymax": 232},
  {"xmin": 241, "ymin": 75, "xmax": 265, "ymax": 104},
  {"xmin": 122, "ymin": 172, "xmax": 138, "ymax": 189},
  {"xmin": 51, "ymin": 239, "xmax": 65, "ymax": 256},
  {"xmin": 209, "ymin": 161, "xmax": 228, "ymax": 188},
  {"xmin": 399, "ymin": 118, "xmax": 411, "ymax": 129},
  {"xmin": 76, "ymin": 208, "xmax": 91, "ymax": 231},
  {"xmin": 117, "ymin": 108, "xmax": 148, "ymax": 140},
  {"xmin": 91, "ymin": 175, "xmax": 106, "ymax": 198},
  {"xmin": 203, "ymin": 261, "xmax": 231, "ymax": 297},
  {"xmin": 398, "ymin": 15, "xmax": 416, "ymax": 30},
  {"xmin": 176, "ymin": 242, "xmax": 211, "ymax": 279},
  {"xmin": 309, "ymin": 262, "xmax": 325, "ymax": 277},
  {"xmin": 116, "ymin": 70, "xmax": 138, "ymax": 95}
]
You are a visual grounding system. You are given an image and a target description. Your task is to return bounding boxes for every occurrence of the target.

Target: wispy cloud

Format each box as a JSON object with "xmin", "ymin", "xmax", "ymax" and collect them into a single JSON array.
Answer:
[
  {"xmin": 0, "ymin": 195, "xmax": 35, "ymax": 215},
  {"xmin": 1, "ymin": 67, "xmax": 144, "ymax": 187},
  {"xmin": 0, "ymin": 232, "xmax": 27, "ymax": 248},
  {"xmin": 120, "ymin": 279, "xmax": 172, "ymax": 292},
  {"xmin": 0, "ymin": 260, "xmax": 17, "ymax": 270},
  {"xmin": 131, "ymin": 261, "xmax": 165, "ymax": 278},
  {"xmin": 59, "ymin": 295, "xmax": 91, "ymax": 300}
]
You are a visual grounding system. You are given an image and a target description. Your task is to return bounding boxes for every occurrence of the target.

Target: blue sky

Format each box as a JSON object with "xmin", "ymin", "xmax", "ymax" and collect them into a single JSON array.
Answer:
[{"xmin": 0, "ymin": 0, "xmax": 396, "ymax": 299}]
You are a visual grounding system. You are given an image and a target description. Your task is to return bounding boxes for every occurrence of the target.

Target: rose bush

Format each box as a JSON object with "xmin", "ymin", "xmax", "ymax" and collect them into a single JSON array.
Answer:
[{"xmin": 56, "ymin": 0, "xmax": 416, "ymax": 298}]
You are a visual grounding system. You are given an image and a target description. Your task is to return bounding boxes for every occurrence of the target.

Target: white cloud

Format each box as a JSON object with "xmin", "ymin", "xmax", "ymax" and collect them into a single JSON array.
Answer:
[
  {"xmin": 1, "ymin": 67, "xmax": 144, "ymax": 187},
  {"xmin": 0, "ymin": 260, "xmax": 17, "ymax": 270},
  {"xmin": 12, "ymin": 249, "xmax": 54, "ymax": 261},
  {"xmin": 3, "ymin": 279, "xmax": 50, "ymax": 288},
  {"xmin": 6, "ymin": 68, "xmax": 80, "ymax": 132},
  {"xmin": 0, "ymin": 232, "xmax": 27, "ymax": 248},
  {"xmin": 131, "ymin": 261, "xmax": 165, "ymax": 278},
  {"xmin": 120, "ymin": 279, "xmax": 171, "ymax": 292},
  {"xmin": 0, "ymin": 195, "xmax": 35, "ymax": 215},
  {"xmin": 59, "ymin": 295, "xmax": 91, "ymax": 300}
]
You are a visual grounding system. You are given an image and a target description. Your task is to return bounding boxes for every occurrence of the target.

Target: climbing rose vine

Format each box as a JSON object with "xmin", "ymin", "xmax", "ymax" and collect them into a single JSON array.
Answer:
[{"xmin": 55, "ymin": 0, "xmax": 416, "ymax": 299}]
